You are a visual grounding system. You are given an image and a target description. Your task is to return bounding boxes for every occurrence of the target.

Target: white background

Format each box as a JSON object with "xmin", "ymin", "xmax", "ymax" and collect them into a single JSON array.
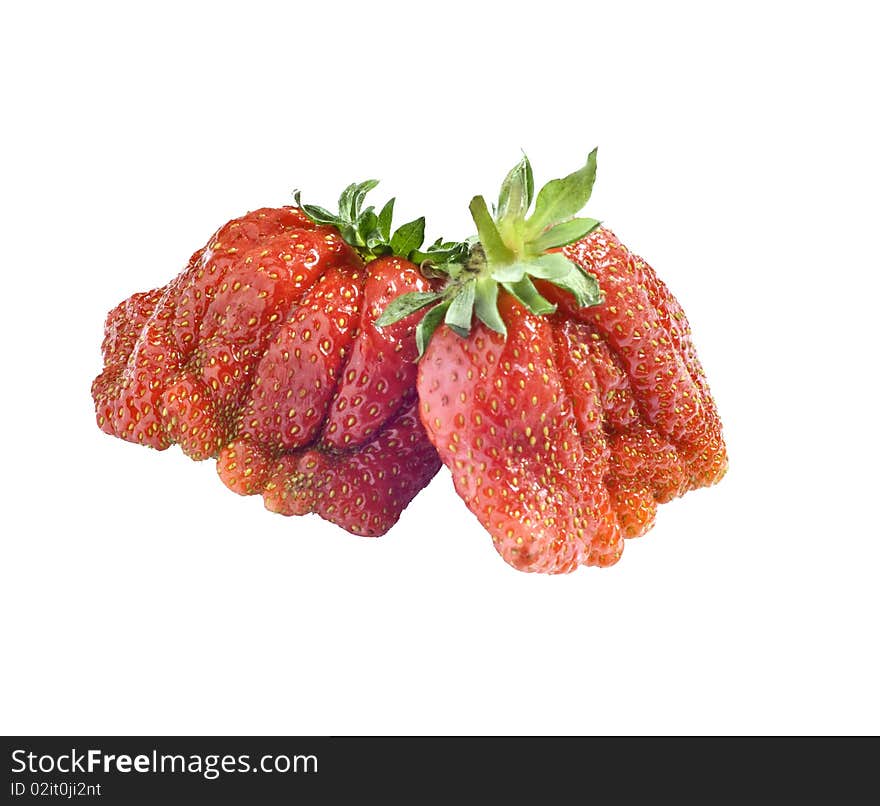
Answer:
[{"xmin": 2, "ymin": 1, "xmax": 877, "ymax": 735}]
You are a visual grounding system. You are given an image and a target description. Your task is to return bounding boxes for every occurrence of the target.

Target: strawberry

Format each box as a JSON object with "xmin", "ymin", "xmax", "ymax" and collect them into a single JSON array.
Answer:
[
  {"xmin": 381, "ymin": 151, "xmax": 727, "ymax": 572},
  {"xmin": 92, "ymin": 183, "xmax": 453, "ymax": 535}
]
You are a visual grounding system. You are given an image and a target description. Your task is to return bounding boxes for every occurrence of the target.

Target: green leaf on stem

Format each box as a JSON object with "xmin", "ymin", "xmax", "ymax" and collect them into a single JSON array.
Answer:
[
  {"xmin": 338, "ymin": 183, "xmax": 358, "ymax": 221},
  {"xmin": 358, "ymin": 209, "xmax": 378, "ymax": 244},
  {"xmin": 444, "ymin": 279, "xmax": 476, "ymax": 337},
  {"xmin": 497, "ymin": 154, "xmax": 534, "ymax": 241},
  {"xmin": 474, "ymin": 275, "xmax": 506, "ymax": 335},
  {"xmin": 490, "ymin": 262, "xmax": 530, "ymax": 283},
  {"xmin": 352, "ymin": 180, "xmax": 379, "ymax": 218},
  {"xmin": 416, "ymin": 300, "xmax": 452, "ymax": 357},
  {"xmin": 502, "ymin": 276, "xmax": 557, "ymax": 315},
  {"xmin": 525, "ymin": 148, "xmax": 598, "ymax": 239},
  {"xmin": 301, "ymin": 204, "xmax": 339, "ymax": 226},
  {"xmin": 522, "ymin": 252, "xmax": 576, "ymax": 280},
  {"xmin": 547, "ymin": 264, "xmax": 603, "ymax": 308},
  {"xmin": 469, "ymin": 196, "xmax": 515, "ymax": 266},
  {"xmin": 531, "ymin": 217, "xmax": 601, "ymax": 252},
  {"xmin": 376, "ymin": 291, "xmax": 444, "ymax": 327},
  {"xmin": 378, "ymin": 197, "xmax": 395, "ymax": 242},
  {"xmin": 390, "ymin": 216, "xmax": 426, "ymax": 258}
]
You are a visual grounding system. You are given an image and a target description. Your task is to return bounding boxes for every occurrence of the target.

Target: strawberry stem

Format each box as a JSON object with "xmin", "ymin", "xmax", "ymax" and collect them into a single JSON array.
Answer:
[
  {"xmin": 295, "ymin": 181, "xmax": 435, "ymax": 264},
  {"xmin": 376, "ymin": 150, "xmax": 607, "ymax": 356}
]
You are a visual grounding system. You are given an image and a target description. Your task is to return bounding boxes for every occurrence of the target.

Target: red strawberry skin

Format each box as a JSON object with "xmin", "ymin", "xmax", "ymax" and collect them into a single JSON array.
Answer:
[
  {"xmin": 92, "ymin": 207, "xmax": 441, "ymax": 535},
  {"xmin": 417, "ymin": 227, "xmax": 727, "ymax": 573}
]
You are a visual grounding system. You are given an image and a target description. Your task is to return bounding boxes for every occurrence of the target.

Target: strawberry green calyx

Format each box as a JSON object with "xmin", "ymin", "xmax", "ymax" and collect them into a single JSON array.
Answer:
[
  {"xmin": 294, "ymin": 180, "xmax": 454, "ymax": 264},
  {"xmin": 377, "ymin": 150, "xmax": 605, "ymax": 355}
]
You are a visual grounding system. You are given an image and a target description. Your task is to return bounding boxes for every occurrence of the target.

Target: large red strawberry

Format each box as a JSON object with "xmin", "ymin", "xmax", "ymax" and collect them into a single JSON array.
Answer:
[
  {"xmin": 381, "ymin": 151, "xmax": 727, "ymax": 572},
  {"xmin": 92, "ymin": 182, "xmax": 460, "ymax": 535}
]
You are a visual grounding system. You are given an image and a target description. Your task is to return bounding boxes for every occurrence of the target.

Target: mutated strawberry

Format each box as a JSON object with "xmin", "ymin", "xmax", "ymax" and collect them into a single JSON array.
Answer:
[
  {"xmin": 92, "ymin": 183, "xmax": 452, "ymax": 535},
  {"xmin": 382, "ymin": 151, "xmax": 727, "ymax": 572}
]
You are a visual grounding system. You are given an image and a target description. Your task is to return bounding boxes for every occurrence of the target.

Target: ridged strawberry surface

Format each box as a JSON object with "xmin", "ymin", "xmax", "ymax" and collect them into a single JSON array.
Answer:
[
  {"xmin": 92, "ymin": 206, "xmax": 441, "ymax": 535},
  {"xmin": 417, "ymin": 227, "xmax": 726, "ymax": 572},
  {"xmin": 94, "ymin": 153, "xmax": 727, "ymax": 571}
]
